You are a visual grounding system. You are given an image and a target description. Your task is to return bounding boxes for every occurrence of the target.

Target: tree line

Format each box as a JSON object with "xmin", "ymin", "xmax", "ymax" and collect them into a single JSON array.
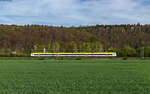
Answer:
[{"xmin": 0, "ymin": 24, "xmax": 150, "ymax": 57}]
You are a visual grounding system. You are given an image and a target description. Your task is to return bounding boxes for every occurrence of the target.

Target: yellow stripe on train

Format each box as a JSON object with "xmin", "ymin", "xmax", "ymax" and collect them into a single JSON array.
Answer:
[{"xmin": 57, "ymin": 53, "xmax": 60, "ymax": 57}]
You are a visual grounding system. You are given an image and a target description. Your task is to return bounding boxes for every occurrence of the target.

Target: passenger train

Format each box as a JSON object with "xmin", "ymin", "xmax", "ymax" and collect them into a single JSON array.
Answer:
[{"xmin": 31, "ymin": 52, "xmax": 117, "ymax": 57}]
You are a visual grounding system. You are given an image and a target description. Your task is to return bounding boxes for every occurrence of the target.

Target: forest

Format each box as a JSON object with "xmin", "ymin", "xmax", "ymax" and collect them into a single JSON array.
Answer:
[{"xmin": 0, "ymin": 24, "xmax": 150, "ymax": 57}]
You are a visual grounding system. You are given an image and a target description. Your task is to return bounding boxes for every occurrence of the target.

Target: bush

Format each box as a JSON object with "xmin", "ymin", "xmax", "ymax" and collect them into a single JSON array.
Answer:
[
  {"xmin": 119, "ymin": 46, "xmax": 136, "ymax": 57},
  {"xmin": 38, "ymin": 58, "xmax": 45, "ymax": 60},
  {"xmin": 122, "ymin": 57, "xmax": 128, "ymax": 60},
  {"xmin": 108, "ymin": 47, "xmax": 118, "ymax": 52},
  {"xmin": 75, "ymin": 57, "xmax": 82, "ymax": 60},
  {"xmin": 145, "ymin": 47, "xmax": 150, "ymax": 57}
]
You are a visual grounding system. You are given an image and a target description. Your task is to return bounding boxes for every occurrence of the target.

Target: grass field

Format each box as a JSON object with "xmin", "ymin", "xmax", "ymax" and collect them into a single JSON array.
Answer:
[{"xmin": 0, "ymin": 60, "xmax": 150, "ymax": 94}]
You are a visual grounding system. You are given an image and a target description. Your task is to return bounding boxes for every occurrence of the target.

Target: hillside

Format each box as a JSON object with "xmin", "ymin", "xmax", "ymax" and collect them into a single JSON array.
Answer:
[{"xmin": 0, "ymin": 24, "xmax": 150, "ymax": 57}]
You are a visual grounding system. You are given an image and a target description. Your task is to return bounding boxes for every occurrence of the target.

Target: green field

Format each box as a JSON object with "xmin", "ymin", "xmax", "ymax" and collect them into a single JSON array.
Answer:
[{"xmin": 0, "ymin": 60, "xmax": 150, "ymax": 94}]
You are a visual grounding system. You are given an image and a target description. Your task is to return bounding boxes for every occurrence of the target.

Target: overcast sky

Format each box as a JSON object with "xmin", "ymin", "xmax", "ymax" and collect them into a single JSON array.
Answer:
[{"xmin": 0, "ymin": 0, "xmax": 150, "ymax": 26}]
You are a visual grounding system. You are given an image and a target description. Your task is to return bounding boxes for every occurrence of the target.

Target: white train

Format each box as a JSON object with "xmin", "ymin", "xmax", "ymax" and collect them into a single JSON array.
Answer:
[{"xmin": 31, "ymin": 52, "xmax": 117, "ymax": 57}]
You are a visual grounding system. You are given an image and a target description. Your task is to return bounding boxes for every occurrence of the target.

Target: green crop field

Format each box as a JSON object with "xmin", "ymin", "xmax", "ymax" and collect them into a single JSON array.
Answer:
[{"xmin": 0, "ymin": 60, "xmax": 150, "ymax": 94}]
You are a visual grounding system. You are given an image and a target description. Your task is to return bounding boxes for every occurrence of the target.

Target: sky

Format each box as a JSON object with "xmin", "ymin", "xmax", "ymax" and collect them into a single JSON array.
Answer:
[{"xmin": 0, "ymin": 0, "xmax": 150, "ymax": 26}]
